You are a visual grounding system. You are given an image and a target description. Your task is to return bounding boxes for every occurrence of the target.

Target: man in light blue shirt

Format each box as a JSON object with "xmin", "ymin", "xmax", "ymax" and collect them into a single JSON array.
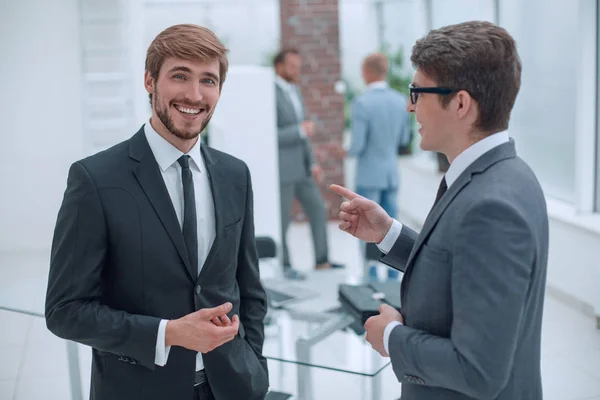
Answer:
[{"xmin": 344, "ymin": 53, "xmax": 411, "ymax": 281}]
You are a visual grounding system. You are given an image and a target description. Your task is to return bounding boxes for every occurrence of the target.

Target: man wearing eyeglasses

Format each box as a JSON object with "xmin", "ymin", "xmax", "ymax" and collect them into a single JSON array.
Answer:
[
  {"xmin": 331, "ymin": 21, "xmax": 548, "ymax": 400},
  {"xmin": 333, "ymin": 53, "xmax": 411, "ymax": 282}
]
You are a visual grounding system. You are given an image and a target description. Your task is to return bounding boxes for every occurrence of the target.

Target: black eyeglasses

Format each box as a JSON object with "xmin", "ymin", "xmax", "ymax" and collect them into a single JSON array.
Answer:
[{"xmin": 408, "ymin": 84, "xmax": 461, "ymax": 104}]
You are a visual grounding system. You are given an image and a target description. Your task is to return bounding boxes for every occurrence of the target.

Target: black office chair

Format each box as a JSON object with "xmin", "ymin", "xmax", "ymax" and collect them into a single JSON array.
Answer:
[
  {"xmin": 265, "ymin": 391, "xmax": 293, "ymax": 400},
  {"xmin": 256, "ymin": 236, "xmax": 277, "ymax": 259}
]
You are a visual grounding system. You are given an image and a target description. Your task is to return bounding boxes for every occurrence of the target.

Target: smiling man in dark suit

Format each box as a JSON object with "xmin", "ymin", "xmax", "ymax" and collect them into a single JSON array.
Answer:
[{"xmin": 45, "ymin": 24, "xmax": 268, "ymax": 400}]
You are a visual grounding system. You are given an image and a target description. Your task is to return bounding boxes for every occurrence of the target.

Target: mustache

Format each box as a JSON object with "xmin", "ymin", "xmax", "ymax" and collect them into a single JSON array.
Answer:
[{"xmin": 171, "ymin": 99, "xmax": 208, "ymax": 109}]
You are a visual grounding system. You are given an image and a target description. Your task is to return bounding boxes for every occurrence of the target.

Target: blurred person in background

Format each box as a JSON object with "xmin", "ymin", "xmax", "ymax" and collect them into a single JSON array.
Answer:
[
  {"xmin": 334, "ymin": 52, "xmax": 411, "ymax": 282},
  {"xmin": 45, "ymin": 24, "xmax": 268, "ymax": 400},
  {"xmin": 274, "ymin": 49, "xmax": 344, "ymax": 281},
  {"xmin": 332, "ymin": 21, "xmax": 548, "ymax": 400}
]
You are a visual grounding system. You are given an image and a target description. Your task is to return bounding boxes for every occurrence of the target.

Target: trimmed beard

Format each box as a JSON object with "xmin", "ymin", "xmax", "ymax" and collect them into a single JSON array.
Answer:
[{"xmin": 154, "ymin": 88, "xmax": 212, "ymax": 140}]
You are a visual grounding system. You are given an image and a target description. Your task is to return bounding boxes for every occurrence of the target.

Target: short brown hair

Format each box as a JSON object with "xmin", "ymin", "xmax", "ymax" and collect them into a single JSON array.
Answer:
[
  {"xmin": 410, "ymin": 21, "xmax": 521, "ymax": 133},
  {"xmin": 273, "ymin": 48, "xmax": 300, "ymax": 66},
  {"xmin": 145, "ymin": 24, "xmax": 229, "ymax": 94},
  {"xmin": 363, "ymin": 53, "xmax": 389, "ymax": 77}
]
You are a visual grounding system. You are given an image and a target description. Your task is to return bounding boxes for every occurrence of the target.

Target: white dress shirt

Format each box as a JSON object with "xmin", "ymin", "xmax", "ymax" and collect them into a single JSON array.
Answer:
[
  {"xmin": 144, "ymin": 122, "xmax": 216, "ymax": 371},
  {"xmin": 276, "ymin": 75, "xmax": 307, "ymax": 137},
  {"xmin": 377, "ymin": 131, "xmax": 510, "ymax": 355}
]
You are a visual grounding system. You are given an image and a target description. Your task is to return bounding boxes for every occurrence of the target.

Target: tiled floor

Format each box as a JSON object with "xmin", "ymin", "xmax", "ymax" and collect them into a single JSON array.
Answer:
[{"xmin": 1, "ymin": 222, "xmax": 600, "ymax": 399}]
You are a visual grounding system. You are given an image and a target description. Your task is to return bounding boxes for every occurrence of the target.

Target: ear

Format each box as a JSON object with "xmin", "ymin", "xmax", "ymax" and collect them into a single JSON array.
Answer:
[
  {"xmin": 144, "ymin": 70, "xmax": 155, "ymax": 95},
  {"xmin": 455, "ymin": 90, "xmax": 475, "ymax": 120}
]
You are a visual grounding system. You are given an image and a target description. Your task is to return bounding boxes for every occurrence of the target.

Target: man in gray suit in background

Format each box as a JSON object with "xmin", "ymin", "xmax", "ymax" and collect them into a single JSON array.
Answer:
[
  {"xmin": 337, "ymin": 52, "xmax": 411, "ymax": 281},
  {"xmin": 332, "ymin": 21, "xmax": 548, "ymax": 399},
  {"xmin": 274, "ymin": 49, "xmax": 344, "ymax": 280}
]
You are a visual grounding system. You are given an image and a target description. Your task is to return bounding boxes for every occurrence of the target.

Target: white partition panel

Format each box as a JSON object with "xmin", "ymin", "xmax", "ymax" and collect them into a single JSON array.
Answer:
[
  {"xmin": 209, "ymin": 66, "xmax": 281, "ymax": 260},
  {"xmin": 0, "ymin": 0, "xmax": 84, "ymax": 251}
]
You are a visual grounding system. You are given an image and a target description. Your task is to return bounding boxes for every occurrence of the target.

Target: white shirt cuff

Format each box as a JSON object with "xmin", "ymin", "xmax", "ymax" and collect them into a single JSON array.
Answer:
[
  {"xmin": 298, "ymin": 124, "xmax": 306, "ymax": 137},
  {"xmin": 377, "ymin": 219, "xmax": 403, "ymax": 254},
  {"xmin": 383, "ymin": 320, "xmax": 403, "ymax": 356},
  {"xmin": 154, "ymin": 319, "xmax": 172, "ymax": 366}
]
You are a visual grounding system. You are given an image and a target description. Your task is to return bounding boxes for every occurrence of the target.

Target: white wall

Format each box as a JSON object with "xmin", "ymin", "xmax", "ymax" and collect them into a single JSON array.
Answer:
[
  {"xmin": 142, "ymin": 0, "xmax": 280, "ymax": 66},
  {"xmin": 544, "ymin": 209, "xmax": 600, "ymax": 315},
  {"xmin": 209, "ymin": 66, "xmax": 282, "ymax": 252},
  {"xmin": 0, "ymin": 0, "xmax": 84, "ymax": 251},
  {"xmin": 339, "ymin": 0, "xmax": 424, "ymax": 92},
  {"xmin": 500, "ymin": 0, "xmax": 579, "ymax": 204}
]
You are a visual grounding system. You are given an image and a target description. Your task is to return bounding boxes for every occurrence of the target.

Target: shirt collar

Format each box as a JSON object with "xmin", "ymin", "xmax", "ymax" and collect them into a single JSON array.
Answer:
[
  {"xmin": 445, "ymin": 130, "xmax": 510, "ymax": 187},
  {"xmin": 144, "ymin": 121, "xmax": 203, "ymax": 173},
  {"xmin": 275, "ymin": 75, "xmax": 296, "ymax": 92},
  {"xmin": 367, "ymin": 81, "xmax": 388, "ymax": 90}
]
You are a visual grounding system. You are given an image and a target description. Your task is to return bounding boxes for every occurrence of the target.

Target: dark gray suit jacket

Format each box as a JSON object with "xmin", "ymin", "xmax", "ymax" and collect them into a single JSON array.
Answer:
[
  {"xmin": 381, "ymin": 141, "xmax": 548, "ymax": 399},
  {"xmin": 275, "ymin": 83, "xmax": 315, "ymax": 183},
  {"xmin": 45, "ymin": 127, "xmax": 269, "ymax": 400}
]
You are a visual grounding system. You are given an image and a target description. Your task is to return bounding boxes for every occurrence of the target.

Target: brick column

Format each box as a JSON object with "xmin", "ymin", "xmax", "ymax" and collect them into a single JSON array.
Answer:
[{"xmin": 279, "ymin": 0, "xmax": 345, "ymax": 221}]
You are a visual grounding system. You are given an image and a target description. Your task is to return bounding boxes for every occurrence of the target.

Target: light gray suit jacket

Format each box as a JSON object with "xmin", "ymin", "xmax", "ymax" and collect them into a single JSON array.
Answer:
[
  {"xmin": 349, "ymin": 86, "xmax": 410, "ymax": 189},
  {"xmin": 275, "ymin": 83, "xmax": 315, "ymax": 183},
  {"xmin": 381, "ymin": 141, "xmax": 548, "ymax": 400}
]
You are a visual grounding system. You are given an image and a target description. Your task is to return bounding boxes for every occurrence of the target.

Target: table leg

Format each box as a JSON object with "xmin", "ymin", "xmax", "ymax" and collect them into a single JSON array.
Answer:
[
  {"xmin": 296, "ymin": 339, "xmax": 312, "ymax": 400},
  {"xmin": 370, "ymin": 349, "xmax": 384, "ymax": 400},
  {"xmin": 371, "ymin": 369, "xmax": 382, "ymax": 400},
  {"xmin": 294, "ymin": 313, "xmax": 354, "ymax": 399},
  {"xmin": 66, "ymin": 341, "xmax": 83, "ymax": 400}
]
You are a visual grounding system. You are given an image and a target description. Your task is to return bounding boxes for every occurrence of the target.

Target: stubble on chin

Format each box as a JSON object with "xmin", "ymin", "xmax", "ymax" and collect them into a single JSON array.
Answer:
[{"xmin": 158, "ymin": 109, "xmax": 209, "ymax": 140}]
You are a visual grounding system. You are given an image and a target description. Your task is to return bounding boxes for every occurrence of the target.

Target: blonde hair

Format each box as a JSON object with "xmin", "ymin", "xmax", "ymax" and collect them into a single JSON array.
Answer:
[
  {"xmin": 363, "ymin": 53, "xmax": 389, "ymax": 77},
  {"xmin": 145, "ymin": 24, "xmax": 229, "ymax": 91}
]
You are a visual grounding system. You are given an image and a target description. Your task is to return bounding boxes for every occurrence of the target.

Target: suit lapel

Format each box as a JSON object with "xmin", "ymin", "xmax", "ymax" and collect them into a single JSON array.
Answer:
[
  {"xmin": 402, "ymin": 141, "xmax": 518, "ymax": 286},
  {"xmin": 197, "ymin": 146, "xmax": 225, "ymax": 281},
  {"xmin": 277, "ymin": 83, "xmax": 303, "ymax": 122},
  {"xmin": 405, "ymin": 173, "xmax": 471, "ymax": 269},
  {"xmin": 129, "ymin": 128, "xmax": 195, "ymax": 282},
  {"xmin": 294, "ymin": 87, "xmax": 305, "ymax": 120}
]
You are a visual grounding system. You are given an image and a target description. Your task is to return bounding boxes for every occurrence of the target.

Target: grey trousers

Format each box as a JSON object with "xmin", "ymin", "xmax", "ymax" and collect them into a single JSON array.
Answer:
[{"xmin": 280, "ymin": 177, "xmax": 329, "ymax": 268}]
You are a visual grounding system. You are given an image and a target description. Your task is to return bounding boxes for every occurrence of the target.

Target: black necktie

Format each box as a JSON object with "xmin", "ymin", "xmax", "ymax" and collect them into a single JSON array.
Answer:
[
  {"xmin": 433, "ymin": 176, "xmax": 448, "ymax": 208},
  {"xmin": 178, "ymin": 155, "xmax": 198, "ymax": 277}
]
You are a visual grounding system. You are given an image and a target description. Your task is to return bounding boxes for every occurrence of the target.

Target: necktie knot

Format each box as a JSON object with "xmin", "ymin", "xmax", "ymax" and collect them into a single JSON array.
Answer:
[{"xmin": 178, "ymin": 155, "xmax": 191, "ymax": 169}]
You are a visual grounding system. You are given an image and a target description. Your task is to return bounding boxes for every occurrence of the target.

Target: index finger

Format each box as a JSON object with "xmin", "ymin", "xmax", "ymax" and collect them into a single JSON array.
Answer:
[
  {"xmin": 378, "ymin": 303, "xmax": 392, "ymax": 314},
  {"xmin": 329, "ymin": 184, "xmax": 359, "ymax": 200}
]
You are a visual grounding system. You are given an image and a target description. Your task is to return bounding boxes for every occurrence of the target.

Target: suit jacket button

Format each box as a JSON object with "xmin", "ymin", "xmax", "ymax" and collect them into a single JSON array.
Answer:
[{"xmin": 195, "ymin": 285, "xmax": 201, "ymax": 295}]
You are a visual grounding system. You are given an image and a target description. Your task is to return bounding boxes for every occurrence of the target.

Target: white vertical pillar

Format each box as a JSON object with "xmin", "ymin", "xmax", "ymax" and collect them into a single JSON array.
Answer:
[
  {"xmin": 209, "ymin": 66, "xmax": 282, "ymax": 258},
  {"xmin": 128, "ymin": 0, "xmax": 151, "ymax": 128},
  {"xmin": 0, "ymin": 0, "xmax": 84, "ymax": 251},
  {"xmin": 574, "ymin": 0, "xmax": 597, "ymax": 213}
]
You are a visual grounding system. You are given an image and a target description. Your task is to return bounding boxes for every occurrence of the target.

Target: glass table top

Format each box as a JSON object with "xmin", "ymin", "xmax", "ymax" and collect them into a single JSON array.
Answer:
[
  {"xmin": 1, "ymin": 251, "xmax": 392, "ymax": 377},
  {"xmin": 0, "ymin": 249, "xmax": 49, "ymax": 317},
  {"xmin": 263, "ymin": 304, "xmax": 391, "ymax": 377}
]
